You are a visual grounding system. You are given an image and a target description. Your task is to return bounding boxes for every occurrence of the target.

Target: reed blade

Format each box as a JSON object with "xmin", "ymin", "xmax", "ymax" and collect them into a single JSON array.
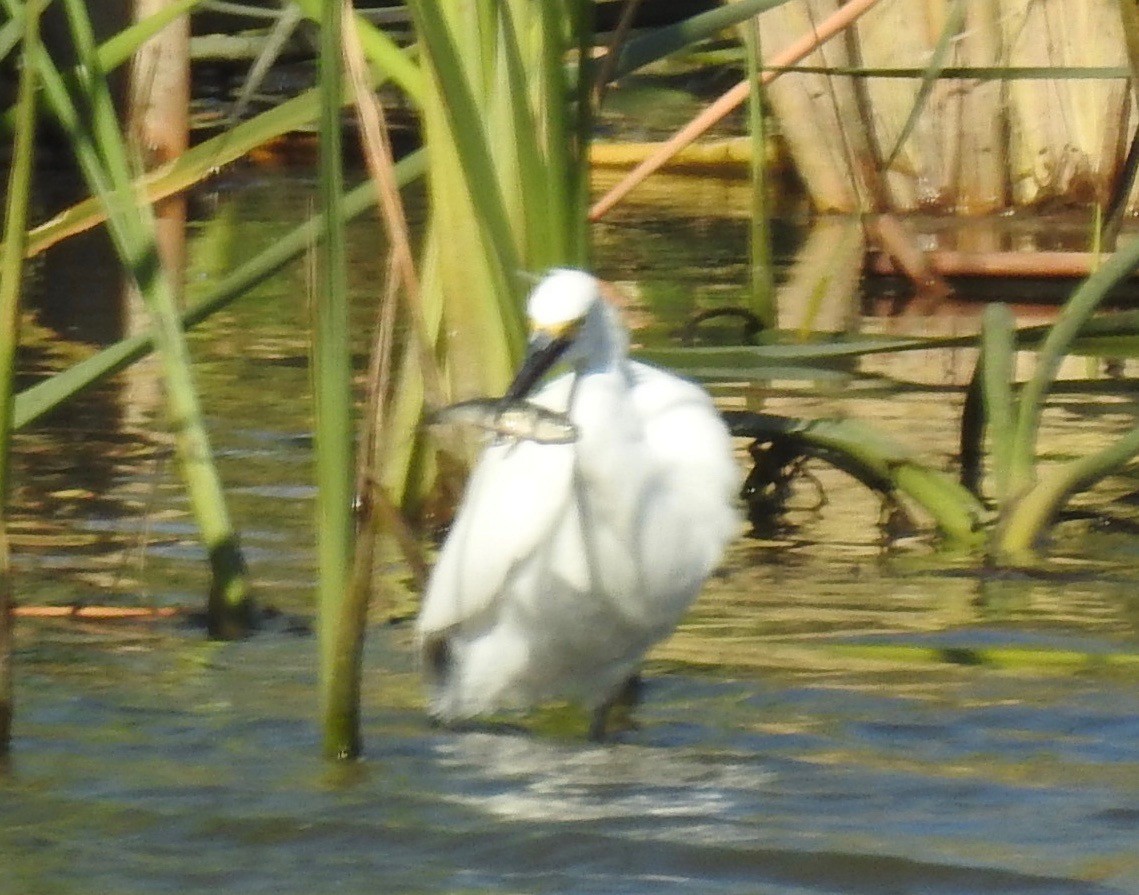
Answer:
[
  {"xmin": 14, "ymin": 156, "xmax": 423, "ymax": 430},
  {"xmin": 1009, "ymin": 238, "xmax": 1139, "ymax": 490},
  {"xmin": 0, "ymin": 0, "xmax": 42, "ymax": 759}
]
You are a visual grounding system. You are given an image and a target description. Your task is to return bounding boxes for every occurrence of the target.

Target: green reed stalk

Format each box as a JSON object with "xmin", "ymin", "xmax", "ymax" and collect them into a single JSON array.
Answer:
[
  {"xmin": 385, "ymin": 0, "xmax": 591, "ymax": 514},
  {"xmin": 741, "ymin": 18, "xmax": 775, "ymax": 328},
  {"xmin": 1007, "ymin": 235, "xmax": 1139, "ymax": 497},
  {"xmin": 53, "ymin": 0, "xmax": 252, "ymax": 637},
  {"xmin": 0, "ymin": 0, "xmax": 42, "ymax": 759},
  {"xmin": 979, "ymin": 303, "xmax": 1016, "ymax": 503},
  {"xmin": 313, "ymin": 0, "xmax": 361, "ymax": 760}
]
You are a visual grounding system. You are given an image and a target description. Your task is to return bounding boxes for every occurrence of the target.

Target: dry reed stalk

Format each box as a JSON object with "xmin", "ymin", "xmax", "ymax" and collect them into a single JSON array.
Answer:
[
  {"xmin": 841, "ymin": 9, "xmax": 894, "ymax": 211},
  {"xmin": 767, "ymin": 0, "xmax": 1006, "ymax": 214},
  {"xmin": 953, "ymin": 2, "xmax": 1005, "ymax": 213},
  {"xmin": 588, "ymin": 0, "xmax": 885, "ymax": 220},
  {"xmin": 341, "ymin": 17, "xmax": 419, "ymax": 298},
  {"xmin": 746, "ymin": 0, "xmax": 1131, "ymax": 215},
  {"xmin": 129, "ymin": 0, "xmax": 190, "ymax": 304},
  {"xmin": 763, "ymin": 4, "xmax": 955, "ymax": 300},
  {"xmin": 757, "ymin": 0, "xmax": 870, "ymax": 212},
  {"xmin": 340, "ymin": 8, "xmax": 442, "ymax": 406},
  {"xmin": 849, "ymin": 0, "xmax": 935, "ymax": 209},
  {"xmin": 1002, "ymin": 0, "xmax": 1131, "ymax": 209}
]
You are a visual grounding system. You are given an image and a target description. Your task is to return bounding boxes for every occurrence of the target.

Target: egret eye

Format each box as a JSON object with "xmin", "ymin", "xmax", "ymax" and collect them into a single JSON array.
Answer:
[
  {"xmin": 532, "ymin": 316, "xmax": 583, "ymax": 344},
  {"xmin": 562, "ymin": 317, "xmax": 585, "ymax": 340}
]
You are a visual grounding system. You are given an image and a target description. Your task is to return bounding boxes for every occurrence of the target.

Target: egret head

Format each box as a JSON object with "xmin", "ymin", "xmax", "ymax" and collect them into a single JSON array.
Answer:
[
  {"xmin": 527, "ymin": 268, "xmax": 599, "ymax": 328},
  {"xmin": 505, "ymin": 269, "xmax": 624, "ymax": 401}
]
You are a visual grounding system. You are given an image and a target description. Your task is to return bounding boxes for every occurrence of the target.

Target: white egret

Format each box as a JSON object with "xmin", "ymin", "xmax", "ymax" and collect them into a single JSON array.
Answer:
[{"xmin": 418, "ymin": 269, "xmax": 739, "ymax": 738}]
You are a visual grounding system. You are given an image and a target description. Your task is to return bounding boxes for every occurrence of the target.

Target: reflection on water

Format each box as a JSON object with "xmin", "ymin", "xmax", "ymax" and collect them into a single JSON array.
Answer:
[{"xmin": 5, "ymin": 169, "xmax": 1139, "ymax": 893}]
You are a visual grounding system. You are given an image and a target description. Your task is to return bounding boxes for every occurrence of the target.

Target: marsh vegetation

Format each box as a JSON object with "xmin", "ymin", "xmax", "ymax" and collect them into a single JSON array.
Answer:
[{"xmin": 2, "ymin": 2, "xmax": 1139, "ymax": 889}]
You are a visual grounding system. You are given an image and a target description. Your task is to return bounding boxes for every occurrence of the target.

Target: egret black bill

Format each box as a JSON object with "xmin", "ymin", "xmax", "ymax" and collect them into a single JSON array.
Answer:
[{"xmin": 504, "ymin": 329, "xmax": 575, "ymax": 402}]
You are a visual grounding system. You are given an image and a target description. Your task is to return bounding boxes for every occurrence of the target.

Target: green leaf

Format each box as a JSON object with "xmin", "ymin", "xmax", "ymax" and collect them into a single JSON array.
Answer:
[{"xmin": 614, "ymin": 0, "xmax": 795, "ymax": 79}]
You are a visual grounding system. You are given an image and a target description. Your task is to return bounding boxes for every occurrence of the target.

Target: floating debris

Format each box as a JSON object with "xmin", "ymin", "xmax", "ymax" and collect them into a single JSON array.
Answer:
[{"xmin": 426, "ymin": 398, "xmax": 578, "ymax": 444}]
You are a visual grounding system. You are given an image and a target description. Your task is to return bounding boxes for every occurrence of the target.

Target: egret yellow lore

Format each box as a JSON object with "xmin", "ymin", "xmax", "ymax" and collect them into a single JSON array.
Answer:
[{"xmin": 418, "ymin": 269, "xmax": 740, "ymax": 738}]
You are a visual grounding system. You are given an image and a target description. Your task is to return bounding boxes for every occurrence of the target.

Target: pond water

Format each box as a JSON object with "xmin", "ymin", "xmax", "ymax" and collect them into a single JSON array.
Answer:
[{"xmin": 4, "ymin": 165, "xmax": 1139, "ymax": 894}]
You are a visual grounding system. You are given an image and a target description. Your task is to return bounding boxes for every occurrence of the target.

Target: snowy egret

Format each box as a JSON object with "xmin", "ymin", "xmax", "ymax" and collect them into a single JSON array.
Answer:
[{"xmin": 418, "ymin": 269, "xmax": 739, "ymax": 738}]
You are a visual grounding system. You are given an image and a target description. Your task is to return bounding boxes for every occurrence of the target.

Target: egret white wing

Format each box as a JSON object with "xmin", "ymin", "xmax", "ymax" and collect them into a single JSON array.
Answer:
[
  {"xmin": 418, "ymin": 386, "xmax": 577, "ymax": 636},
  {"xmin": 566, "ymin": 361, "xmax": 739, "ymax": 630},
  {"xmin": 628, "ymin": 362, "xmax": 740, "ymax": 609}
]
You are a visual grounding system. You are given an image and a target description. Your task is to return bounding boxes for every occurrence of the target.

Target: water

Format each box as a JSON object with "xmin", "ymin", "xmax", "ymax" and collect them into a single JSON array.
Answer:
[
  {"xmin": 5, "ymin": 602, "xmax": 1138, "ymax": 893},
  {"xmin": 5, "ymin": 168, "xmax": 1139, "ymax": 894}
]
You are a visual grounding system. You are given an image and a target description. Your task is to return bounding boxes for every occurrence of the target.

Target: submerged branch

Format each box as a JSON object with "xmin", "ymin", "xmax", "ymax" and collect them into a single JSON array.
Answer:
[{"xmin": 726, "ymin": 411, "xmax": 986, "ymax": 544}]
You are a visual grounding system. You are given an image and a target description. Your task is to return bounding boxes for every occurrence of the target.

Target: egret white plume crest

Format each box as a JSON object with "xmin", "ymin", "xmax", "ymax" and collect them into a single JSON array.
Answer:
[
  {"xmin": 417, "ymin": 268, "xmax": 739, "ymax": 738},
  {"xmin": 526, "ymin": 268, "xmax": 599, "ymax": 328}
]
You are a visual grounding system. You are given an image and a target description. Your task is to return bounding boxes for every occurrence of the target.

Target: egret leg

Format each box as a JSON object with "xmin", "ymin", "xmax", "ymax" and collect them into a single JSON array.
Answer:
[
  {"xmin": 423, "ymin": 635, "xmax": 452, "ymax": 685},
  {"xmin": 587, "ymin": 673, "xmax": 644, "ymax": 741}
]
